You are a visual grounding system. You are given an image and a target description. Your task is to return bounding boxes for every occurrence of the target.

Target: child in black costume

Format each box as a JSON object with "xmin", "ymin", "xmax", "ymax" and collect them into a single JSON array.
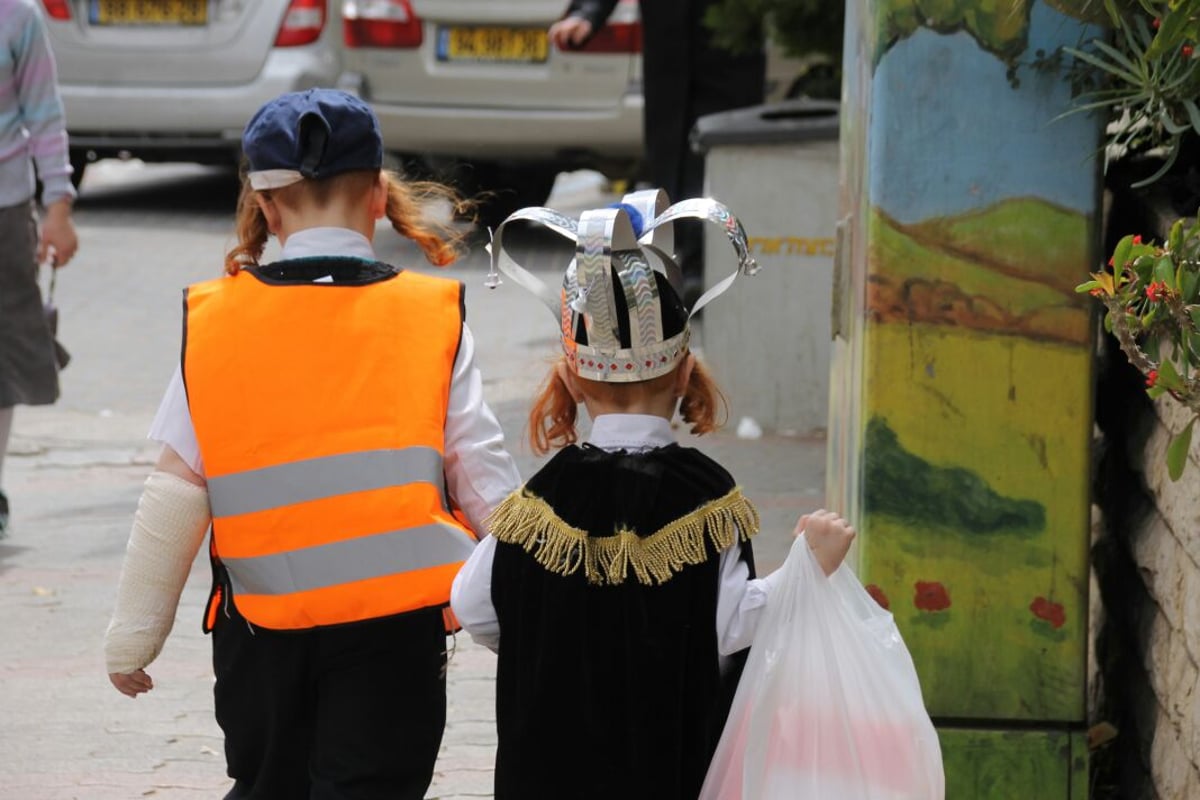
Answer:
[{"xmin": 451, "ymin": 193, "xmax": 855, "ymax": 800}]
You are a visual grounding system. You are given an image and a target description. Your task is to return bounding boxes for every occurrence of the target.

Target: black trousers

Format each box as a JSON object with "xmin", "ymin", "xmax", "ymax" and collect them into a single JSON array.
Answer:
[{"xmin": 212, "ymin": 596, "xmax": 447, "ymax": 800}]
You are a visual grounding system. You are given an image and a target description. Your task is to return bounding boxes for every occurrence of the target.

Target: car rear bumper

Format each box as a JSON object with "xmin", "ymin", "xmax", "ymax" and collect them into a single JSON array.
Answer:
[
  {"xmin": 367, "ymin": 90, "xmax": 644, "ymax": 163},
  {"xmin": 61, "ymin": 49, "xmax": 342, "ymax": 159}
]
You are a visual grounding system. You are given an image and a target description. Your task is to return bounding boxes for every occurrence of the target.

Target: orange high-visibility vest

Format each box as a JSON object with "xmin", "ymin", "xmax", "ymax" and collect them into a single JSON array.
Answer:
[{"xmin": 183, "ymin": 266, "xmax": 477, "ymax": 630}]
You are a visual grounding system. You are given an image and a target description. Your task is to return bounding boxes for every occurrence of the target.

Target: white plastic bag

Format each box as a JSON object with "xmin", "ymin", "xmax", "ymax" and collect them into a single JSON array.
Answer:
[{"xmin": 700, "ymin": 534, "xmax": 944, "ymax": 800}]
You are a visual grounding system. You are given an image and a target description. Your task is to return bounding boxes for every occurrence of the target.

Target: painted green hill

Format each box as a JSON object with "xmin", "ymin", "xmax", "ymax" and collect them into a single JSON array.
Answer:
[
  {"xmin": 902, "ymin": 196, "xmax": 1093, "ymax": 295},
  {"xmin": 867, "ymin": 201, "xmax": 1090, "ymax": 344},
  {"xmin": 864, "ymin": 416, "xmax": 1045, "ymax": 534}
]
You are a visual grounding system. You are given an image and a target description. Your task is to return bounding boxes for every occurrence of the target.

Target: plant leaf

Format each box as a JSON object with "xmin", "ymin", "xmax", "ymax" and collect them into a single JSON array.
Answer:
[
  {"xmin": 1155, "ymin": 255, "xmax": 1177, "ymax": 288},
  {"xmin": 1181, "ymin": 269, "xmax": 1198, "ymax": 301},
  {"xmin": 1091, "ymin": 38, "xmax": 1146, "ymax": 77},
  {"xmin": 1163, "ymin": 113, "xmax": 1192, "ymax": 135},
  {"xmin": 1183, "ymin": 99, "xmax": 1200, "ymax": 135},
  {"xmin": 1148, "ymin": 6, "xmax": 1191, "ymax": 59},
  {"xmin": 1167, "ymin": 419, "xmax": 1195, "ymax": 481},
  {"xmin": 1065, "ymin": 45, "xmax": 1145, "ymax": 86},
  {"xmin": 1159, "ymin": 356, "xmax": 1184, "ymax": 390},
  {"xmin": 1112, "ymin": 235, "xmax": 1136, "ymax": 283},
  {"xmin": 1132, "ymin": 137, "xmax": 1183, "ymax": 187}
]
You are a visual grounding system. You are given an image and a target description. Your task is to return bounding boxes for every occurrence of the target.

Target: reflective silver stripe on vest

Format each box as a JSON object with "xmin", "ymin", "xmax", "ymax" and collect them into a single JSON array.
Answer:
[
  {"xmin": 207, "ymin": 448, "xmax": 445, "ymax": 518},
  {"xmin": 221, "ymin": 522, "xmax": 476, "ymax": 597}
]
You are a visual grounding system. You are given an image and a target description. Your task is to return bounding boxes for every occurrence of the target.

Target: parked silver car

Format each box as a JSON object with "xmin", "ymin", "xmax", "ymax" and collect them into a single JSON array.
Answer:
[
  {"xmin": 339, "ymin": 0, "xmax": 644, "ymax": 224},
  {"xmin": 41, "ymin": 0, "xmax": 345, "ymax": 186}
]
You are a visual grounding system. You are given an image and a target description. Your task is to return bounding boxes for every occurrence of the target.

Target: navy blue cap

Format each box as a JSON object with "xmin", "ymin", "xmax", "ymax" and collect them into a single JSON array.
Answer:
[{"xmin": 242, "ymin": 89, "xmax": 383, "ymax": 185}]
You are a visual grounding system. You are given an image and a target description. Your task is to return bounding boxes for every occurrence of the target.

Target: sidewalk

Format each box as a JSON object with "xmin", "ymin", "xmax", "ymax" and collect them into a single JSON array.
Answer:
[{"xmin": 0, "ymin": 183, "xmax": 825, "ymax": 799}]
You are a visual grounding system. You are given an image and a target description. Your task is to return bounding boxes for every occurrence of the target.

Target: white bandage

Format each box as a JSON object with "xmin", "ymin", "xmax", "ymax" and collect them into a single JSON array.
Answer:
[{"xmin": 104, "ymin": 471, "xmax": 212, "ymax": 675}]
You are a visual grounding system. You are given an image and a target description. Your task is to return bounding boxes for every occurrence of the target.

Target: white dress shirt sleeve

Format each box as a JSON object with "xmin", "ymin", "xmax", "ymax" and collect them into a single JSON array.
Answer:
[
  {"xmin": 443, "ymin": 323, "xmax": 522, "ymax": 534},
  {"xmin": 450, "ymin": 534, "xmax": 500, "ymax": 651},
  {"xmin": 444, "ymin": 323, "xmax": 520, "ymax": 652},
  {"xmin": 716, "ymin": 534, "xmax": 786, "ymax": 656},
  {"xmin": 147, "ymin": 367, "xmax": 204, "ymax": 476}
]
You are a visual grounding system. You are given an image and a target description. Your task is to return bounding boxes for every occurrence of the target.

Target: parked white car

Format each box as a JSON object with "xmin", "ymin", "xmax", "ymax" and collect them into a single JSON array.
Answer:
[
  {"xmin": 41, "ymin": 0, "xmax": 345, "ymax": 186},
  {"xmin": 339, "ymin": 0, "xmax": 644, "ymax": 225}
]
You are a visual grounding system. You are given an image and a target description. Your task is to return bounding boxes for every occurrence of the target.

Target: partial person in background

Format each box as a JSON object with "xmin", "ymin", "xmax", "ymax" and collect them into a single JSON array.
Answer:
[
  {"xmin": 0, "ymin": 0, "xmax": 79, "ymax": 538},
  {"xmin": 549, "ymin": 0, "xmax": 765, "ymax": 300}
]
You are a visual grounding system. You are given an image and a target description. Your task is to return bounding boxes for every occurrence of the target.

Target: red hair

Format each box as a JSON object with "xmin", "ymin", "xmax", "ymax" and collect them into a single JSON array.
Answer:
[
  {"xmin": 224, "ymin": 168, "xmax": 472, "ymax": 275},
  {"xmin": 527, "ymin": 355, "xmax": 728, "ymax": 455}
]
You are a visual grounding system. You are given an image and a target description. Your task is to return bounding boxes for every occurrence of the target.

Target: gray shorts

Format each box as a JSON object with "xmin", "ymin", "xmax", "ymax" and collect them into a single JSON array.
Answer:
[{"xmin": 0, "ymin": 200, "xmax": 59, "ymax": 408}]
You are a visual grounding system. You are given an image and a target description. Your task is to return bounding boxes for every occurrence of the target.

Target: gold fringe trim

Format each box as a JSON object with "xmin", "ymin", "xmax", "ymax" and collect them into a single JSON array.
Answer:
[{"xmin": 484, "ymin": 488, "xmax": 760, "ymax": 586}]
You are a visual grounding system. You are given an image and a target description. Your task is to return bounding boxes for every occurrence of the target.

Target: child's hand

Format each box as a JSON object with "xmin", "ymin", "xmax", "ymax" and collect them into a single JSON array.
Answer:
[
  {"xmin": 795, "ymin": 509, "xmax": 856, "ymax": 576},
  {"xmin": 38, "ymin": 199, "xmax": 78, "ymax": 267},
  {"xmin": 109, "ymin": 669, "xmax": 153, "ymax": 698}
]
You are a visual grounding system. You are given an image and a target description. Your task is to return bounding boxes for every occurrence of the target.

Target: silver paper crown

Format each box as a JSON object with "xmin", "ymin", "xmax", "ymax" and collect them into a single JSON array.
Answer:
[{"xmin": 487, "ymin": 189, "xmax": 758, "ymax": 383}]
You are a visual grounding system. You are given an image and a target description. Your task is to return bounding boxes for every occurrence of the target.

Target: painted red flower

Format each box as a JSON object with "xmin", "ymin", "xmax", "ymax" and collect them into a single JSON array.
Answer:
[
  {"xmin": 1147, "ymin": 370, "xmax": 1159, "ymax": 388},
  {"xmin": 1030, "ymin": 596, "xmax": 1066, "ymax": 629},
  {"xmin": 914, "ymin": 581, "xmax": 951, "ymax": 612},
  {"xmin": 866, "ymin": 584, "xmax": 890, "ymax": 610}
]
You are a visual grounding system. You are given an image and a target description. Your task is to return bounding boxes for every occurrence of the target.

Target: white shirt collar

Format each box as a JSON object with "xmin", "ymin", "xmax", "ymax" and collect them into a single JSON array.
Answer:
[
  {"xmin": 280, "ymin": 227, "xmax": 376, "ymax": 262},
  {"xmin": 587, "ymin": 414, "xmax": 677, "ymax": 452}
]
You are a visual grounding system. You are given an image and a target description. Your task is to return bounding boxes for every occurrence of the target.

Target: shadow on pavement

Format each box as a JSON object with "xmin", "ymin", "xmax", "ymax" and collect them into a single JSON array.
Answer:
[{"xmin": 0, "ymin": 542, "xmax": 32, "ymax": 578}]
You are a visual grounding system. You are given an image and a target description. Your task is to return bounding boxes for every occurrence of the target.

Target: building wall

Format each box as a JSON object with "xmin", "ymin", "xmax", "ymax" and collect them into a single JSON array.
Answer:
[{"xmin": 1096, "ymin": 380, "xmax": 1200, "ymax": 799}]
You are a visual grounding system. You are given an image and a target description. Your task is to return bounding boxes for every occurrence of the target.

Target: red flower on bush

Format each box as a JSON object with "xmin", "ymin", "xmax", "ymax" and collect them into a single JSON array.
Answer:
[
  {"xmin": 1030, "ymin": 596, "xmax": 1066, "ymax": 629},
  {"xmin": 1132, "ymin": 235, "xmax": 1143, "ymax": 244},
  {"xmin": 1146, "ymin": 281, "xmax": 1168, "ymax": 301},
  {"xmin": 1147, "ymin": 369, "xmax": 1159, "ymax": 388},
  {"xmin": 1184, "ymin": 44, "xmax": 1195, "ymax": 58},
  {"xmin": 914, "ymin": 581, "xmax": 951, "ymax": 612},
  {"xmin": 866, "ymin": 584, "xmax": 890, "ymax": 610}
]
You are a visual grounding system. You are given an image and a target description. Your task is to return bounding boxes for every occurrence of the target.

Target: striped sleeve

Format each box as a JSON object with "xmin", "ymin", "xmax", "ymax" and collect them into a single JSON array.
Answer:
[{"xmin": 12, "ymin": 5, "xmax": 74, "ymax": 205}]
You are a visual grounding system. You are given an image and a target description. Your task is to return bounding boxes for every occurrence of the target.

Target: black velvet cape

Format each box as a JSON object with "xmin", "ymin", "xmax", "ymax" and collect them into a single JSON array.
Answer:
[{"xmin": 488, "ymin": 443, "xmax": 758, "ymax": 800}]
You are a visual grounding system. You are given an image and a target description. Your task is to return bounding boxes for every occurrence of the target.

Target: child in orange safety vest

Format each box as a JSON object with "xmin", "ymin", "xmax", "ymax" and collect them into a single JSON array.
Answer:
[{"xmin": 103, "ymin": 89, "xmax": 520, "ymax": 800}]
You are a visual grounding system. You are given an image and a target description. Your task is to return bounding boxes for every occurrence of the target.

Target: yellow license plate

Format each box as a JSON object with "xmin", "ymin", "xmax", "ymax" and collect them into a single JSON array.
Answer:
[
  {"xmin": 91, "ymin": 0, "xmax": 208, "ymax": 26},
  {"xmin": 440, "ymin": 27, "xmax": 549, "ymax": 63}
]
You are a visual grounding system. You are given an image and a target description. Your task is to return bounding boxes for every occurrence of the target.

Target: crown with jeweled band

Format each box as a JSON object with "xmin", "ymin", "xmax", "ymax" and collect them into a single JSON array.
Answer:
[{"xmin": 486, "ymin": 190, "xmax": 758, "ymax": 383}]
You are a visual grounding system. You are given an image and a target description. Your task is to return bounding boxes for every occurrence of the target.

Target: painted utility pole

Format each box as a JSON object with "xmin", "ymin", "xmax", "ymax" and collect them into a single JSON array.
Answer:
[{"xmin": 829, "ymin": 0, "xmax": 1104, "ymax": 794}]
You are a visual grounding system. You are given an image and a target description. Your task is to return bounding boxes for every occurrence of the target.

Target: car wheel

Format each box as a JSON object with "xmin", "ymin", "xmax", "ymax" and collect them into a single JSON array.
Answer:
[{"xmin": 445, "ymin": 160, "xmax": 561, "ymax": 232}]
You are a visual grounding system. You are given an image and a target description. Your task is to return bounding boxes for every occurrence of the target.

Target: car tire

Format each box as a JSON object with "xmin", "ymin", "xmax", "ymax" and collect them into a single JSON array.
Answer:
[{"xmin": 69, "ymin": 151, "xmax": 90, "ymax": 190}]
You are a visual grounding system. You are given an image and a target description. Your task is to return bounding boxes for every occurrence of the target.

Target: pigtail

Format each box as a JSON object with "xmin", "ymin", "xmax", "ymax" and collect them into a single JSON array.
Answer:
[
  {"xmin": 384, "ymin": 171, "xmax": 475, "ymax": 267},
  {"xmin": 528, "ymin": 358, "xmax": 580, "ymax": 455},
  {"xmin": 224, "ymin": 177, "xmax": 269, "ymax": 275},
  {"xmin": 679, "ymin": 358, "xmax": 727, "ymax": 436}
]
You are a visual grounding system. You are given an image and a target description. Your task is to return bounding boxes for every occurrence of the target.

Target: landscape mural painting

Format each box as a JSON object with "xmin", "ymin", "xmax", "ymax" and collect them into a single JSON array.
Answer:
[{"xmin": 830, "ymin": 0, "xmax": 1104, "ymax": 726}]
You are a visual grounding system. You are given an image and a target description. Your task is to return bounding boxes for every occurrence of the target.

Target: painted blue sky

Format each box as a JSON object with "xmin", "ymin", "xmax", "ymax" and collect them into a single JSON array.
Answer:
[{"xmin": 869, "ymin": 3, "xmax": 1104, "ymax": 224}]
